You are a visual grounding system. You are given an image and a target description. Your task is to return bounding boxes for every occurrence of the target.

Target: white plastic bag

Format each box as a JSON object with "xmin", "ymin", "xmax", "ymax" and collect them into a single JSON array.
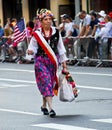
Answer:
[{"xmin": 59, "ymin": 73, "xmax": 75, "ymax": 102}]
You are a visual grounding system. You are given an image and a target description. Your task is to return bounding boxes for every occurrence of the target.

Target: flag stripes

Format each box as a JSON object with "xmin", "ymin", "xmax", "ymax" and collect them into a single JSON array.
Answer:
[{"xmin": 14, "ymin": 19, "xmax": 26, "ymax": 43}]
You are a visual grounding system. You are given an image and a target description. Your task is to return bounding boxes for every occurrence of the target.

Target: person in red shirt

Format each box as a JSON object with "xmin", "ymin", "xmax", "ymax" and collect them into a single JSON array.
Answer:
[{"xmin": 26, "ymin": 21, "xmax": 34, "ymax": 44}]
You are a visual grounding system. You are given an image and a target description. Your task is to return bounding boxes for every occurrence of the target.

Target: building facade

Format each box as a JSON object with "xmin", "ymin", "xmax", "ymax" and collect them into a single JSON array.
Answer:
[
  {"xmin": 0, "ymin": 0, "xmax": 50, "ymax": 26},
  {"xmin": 0, "ymin": 0, "xmax": 111, "ymax": 26}
]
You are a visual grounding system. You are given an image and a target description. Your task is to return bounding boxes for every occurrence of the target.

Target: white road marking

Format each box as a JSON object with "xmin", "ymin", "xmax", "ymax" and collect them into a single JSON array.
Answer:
[
  {"xmin": 92, "ymin": 118, "xmax": 112, "ymax": 124},
  {"xmin": 32, "ymin": 123, "xmax": 97, "ymax": 130},
  {"xmin": 0, "ymin": 78, "xmax": 112, "ymax": 91},
  {"xmin": 0, "ymin": 83, "xmax": 30, "ymax": 88},
  {"xmin": 70, "ymin": 72, "xmax": 112, "ymax": 77},
  {"xmin": 78, "ymin": 85, "xmax": 112, "ymax": 91},
  {"xmin": 0, "ymin": 68, "xmax": 112, "ymax": 77},
  {"xmin": 0, "ymin": 68, "xmax": 34, "ymax": 73},
  {"xmin": 0, "ymin": 108, "xmax": 41, "ymax": 116},
  {"xmin": 0, "ymin": 78, "xmax": 35, "ymax": 84}
]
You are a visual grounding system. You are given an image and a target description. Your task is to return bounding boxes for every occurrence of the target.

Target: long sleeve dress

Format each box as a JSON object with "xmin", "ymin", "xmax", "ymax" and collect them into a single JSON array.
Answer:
[{"xmin": 28, "ymin": 26, "xmax": 68, "ymax": 97}]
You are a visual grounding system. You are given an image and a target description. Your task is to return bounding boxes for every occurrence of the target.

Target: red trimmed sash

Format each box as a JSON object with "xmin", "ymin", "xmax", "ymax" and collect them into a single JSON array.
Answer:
[{"xmin": 33, "ymin": 31, "xmax": 59, "ymax": 96}]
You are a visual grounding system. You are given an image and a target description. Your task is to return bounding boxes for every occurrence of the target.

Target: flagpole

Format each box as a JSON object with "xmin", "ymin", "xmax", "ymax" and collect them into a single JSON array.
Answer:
[{"xmin": 23, "ymin": 17, "xmax": 29, "ymax": 45}]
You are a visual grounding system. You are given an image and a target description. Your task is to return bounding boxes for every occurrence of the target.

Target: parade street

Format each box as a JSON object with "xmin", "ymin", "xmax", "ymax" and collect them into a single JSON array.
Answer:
[{"xmin": 0, "ymin": 63, "xmax": 112, "ymax": 130}]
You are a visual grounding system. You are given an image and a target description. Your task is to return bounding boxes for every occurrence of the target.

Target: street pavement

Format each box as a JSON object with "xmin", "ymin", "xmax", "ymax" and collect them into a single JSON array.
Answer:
[{"xmin": 0, "ymin": 63, "xmax": 112, "ymax": 130}]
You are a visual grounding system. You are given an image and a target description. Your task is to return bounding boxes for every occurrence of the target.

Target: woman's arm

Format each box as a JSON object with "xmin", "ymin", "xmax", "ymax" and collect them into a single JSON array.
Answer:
[
  {"xmin": 57, "ymin": 32, "xmax": 68, "ymax": 72},
  {"xmin": 27, "ymin": 36, "xmax": 38, "ymax": 55}
]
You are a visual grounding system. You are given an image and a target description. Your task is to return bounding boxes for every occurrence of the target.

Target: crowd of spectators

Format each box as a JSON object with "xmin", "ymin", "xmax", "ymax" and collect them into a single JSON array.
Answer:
[
  {"xmin": 0, "ymin": 17, "xmax": 40, "ymax": 63},
  {"xmin": 60, "ymin": 10, "xmax": 112, "ymax": 63},
  {"xmin": 0, "ymin": 10, "xmax": 112, "ymax": 65}
]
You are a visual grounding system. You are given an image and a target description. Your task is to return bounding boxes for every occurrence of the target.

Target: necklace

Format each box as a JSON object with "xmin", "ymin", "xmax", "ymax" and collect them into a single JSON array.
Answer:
[{"xmin": 42, "ymin": 27, "xmax": 52, "ymax": 40}]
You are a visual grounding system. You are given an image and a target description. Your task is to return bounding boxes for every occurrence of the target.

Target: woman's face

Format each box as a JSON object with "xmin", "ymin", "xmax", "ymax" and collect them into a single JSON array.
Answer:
[
  {"xmin": 41, "ymin": 16, "xmax": 52, "ymax": 28},
  {"xmin": 104, "ymin": 16, "xmax": 110, "ymax": 22}
]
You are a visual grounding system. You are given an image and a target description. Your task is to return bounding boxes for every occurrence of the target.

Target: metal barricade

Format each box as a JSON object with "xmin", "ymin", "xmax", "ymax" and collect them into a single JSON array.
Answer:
[{"xmin": 62, "ymin": 36, "xmax": 112, "ymax": 67}]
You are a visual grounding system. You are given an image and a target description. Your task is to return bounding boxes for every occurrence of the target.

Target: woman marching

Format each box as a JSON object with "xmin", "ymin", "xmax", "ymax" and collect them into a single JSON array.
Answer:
[{"xmin": 27, "ymin": 9, "xmax": 68, "ymax": 118}]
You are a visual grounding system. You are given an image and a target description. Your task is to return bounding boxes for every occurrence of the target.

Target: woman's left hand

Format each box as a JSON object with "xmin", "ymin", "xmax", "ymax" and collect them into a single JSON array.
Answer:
[
  {"xmin": 27, "ymin": 49, "xmax": 34, "ymax": 55},
  {"xmin": 62, "ymin": 67, "xmax": 69, "ymax": 74},
  {"xmin": 62, "ymin": 61, "xmax": 69, "ymax": 74}
]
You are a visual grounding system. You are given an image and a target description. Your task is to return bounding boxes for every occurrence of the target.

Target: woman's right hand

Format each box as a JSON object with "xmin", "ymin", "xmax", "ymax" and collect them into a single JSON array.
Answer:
[{"xmin": 27, "ymin": 50, "xmax": 34, "ymax": 55}]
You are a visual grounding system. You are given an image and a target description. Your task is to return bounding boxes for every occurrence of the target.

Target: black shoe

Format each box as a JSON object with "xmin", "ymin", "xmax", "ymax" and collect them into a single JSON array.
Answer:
[
  {"xmin": 41, "ymin": 106, "xmax": 49, "ymax": 115},
  {"xmin": 49, "ymin": 109, "xmax": 56, "ymax": 118}
]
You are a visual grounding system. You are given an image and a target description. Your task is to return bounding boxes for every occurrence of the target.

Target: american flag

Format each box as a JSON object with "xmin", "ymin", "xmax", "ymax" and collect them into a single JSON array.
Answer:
[{"xmin": 14, "ymin": 19, "xmax": 26, "ymax": 43}]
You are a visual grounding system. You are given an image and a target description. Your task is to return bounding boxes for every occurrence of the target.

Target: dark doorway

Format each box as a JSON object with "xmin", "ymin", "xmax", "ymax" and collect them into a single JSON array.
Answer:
[
  {"xmin": 2, "ymin": 0, "xmax": 22, "ymax": 25},
  {"xmin": 90, "ymin": 0, "xmax": 112, "ymax": 13},
  {"xmin": 28, "ymin": 0, "xmax": 50, "ymax": 20},
  {"xmin": 59, "ymin": 4, "xmax": 75, "ymax": 23},
  {"xmin": 108, "ymin": 0, "xmax": 112, "ymax": 12}
]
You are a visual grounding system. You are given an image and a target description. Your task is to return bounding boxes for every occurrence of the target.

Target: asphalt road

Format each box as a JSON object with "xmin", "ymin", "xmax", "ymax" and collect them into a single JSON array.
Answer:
[{"xmin": 0, "ymin": 63, "xmax": 112, "ymax": 130}]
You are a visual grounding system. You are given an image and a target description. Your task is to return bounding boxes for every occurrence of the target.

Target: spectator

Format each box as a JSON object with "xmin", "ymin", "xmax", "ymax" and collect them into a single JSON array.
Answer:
[
  {"xmin": 26, "ymin": 21, "xmax": 34, "ymax": 44},
  {"xmin": 58, "ymin": 14, "xmax": 66, "ymax": 37},
  {"xmin": 0, "ymin": 25, "xmax": 4, "ymax": 37},
  {"xmin": 94, "ymin": 21, "xmax": 111, "ymax": 59},
  {"xmin": 14, "ymin": 20, "xmax": 34, "ymax": 64},
  {"xmin": 0, "ymin": 24, "xmax": 4, "ymax": 57},
  {"xmin": 33, "ymin": 17, "xmax": 41, "ymax": 31},
  {"xmin": 104, "ymin": 15, "xmax": 112, "ymax": 37},
  {"xmin": 78, "ymin": 10, "xmax": 91, "ymax": 37},
  {"xmin": 0, "ymin": 22, "xmax": 14, "ymax": 63},
  {"xmin": 89, "ymin": 11, "xmax": 100, "ymax": 36},
  {"xmin": 108, "ymin": 12, "xmax": 112, "ymax": 59},
  {"xmin": 108, "ymin": 11, "xmax": 112, "ymax": 21},
  {"xmin": 63, "ymin": 14, "xmax": 74, "ymax": 37},
  {"xmin": 87, "ymin": 11, "xmax": 100, "ymax": 58},
  {"xmin": 25, "ymin": 21, "xmax": 35, "ymax": 63},
  {"xmin": 104, "ymin": 15, "xmax": 112, "ymax": 59},
  {"xmin": 97, "ymin": 10, "xmax": 106, "ymax": 22},
  {"xmin": 4, "ymin": 18, "xmax": 11, "ymax": 29},
  {"xmin": 74, "ymin": 10, "xmax": 91, "ymax": 59},
  {"xmin": 10, "ymin": 18, "xmax": 17, "ymax": 30},
  {"xmin": 52, "ymin": 18, "xmax": 58, "ymax": 27},
  {"xmin": 62, "ymin": 14, "xmax": 75, "ymax": 58}
]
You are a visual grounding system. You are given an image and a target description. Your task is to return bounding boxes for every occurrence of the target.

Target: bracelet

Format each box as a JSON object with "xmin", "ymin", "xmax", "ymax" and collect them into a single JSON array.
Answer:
[{"xmin": 62, "ymin": 62, "xmax": 67, "ymax": 69}]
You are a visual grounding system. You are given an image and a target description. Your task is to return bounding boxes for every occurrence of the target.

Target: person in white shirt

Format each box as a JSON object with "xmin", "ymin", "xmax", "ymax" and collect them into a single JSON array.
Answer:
[
  {"xmin": 98, "ymin": 10, "xmax": 106, "ymax": 22},
  {"xmin": 63, "ymin": 14, "xmax": 74, "ymax": 37},
  {"xmin": 74, "ymin": 10, "xmax": 91, "ymax": 59},
  {"xmin": 95, "ymin": 17, "xmax": 112, "ymax": 59},
  {"xmin": 58, "ymin": 14, "xmax": 66, "ymax": 37},
  {"xmin": 62, "ymin": 15, "xmax": 74, "ymax": 58}
]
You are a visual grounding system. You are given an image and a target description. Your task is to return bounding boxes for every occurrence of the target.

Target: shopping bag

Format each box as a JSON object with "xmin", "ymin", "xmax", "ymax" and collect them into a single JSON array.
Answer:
[
  {"xmin": 59, "ymin": 72, "xmax": 75, "ymax": 102},
  {"xmin": 65, "ymin": 72, "xmax": 79, "ymax": 98}
]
